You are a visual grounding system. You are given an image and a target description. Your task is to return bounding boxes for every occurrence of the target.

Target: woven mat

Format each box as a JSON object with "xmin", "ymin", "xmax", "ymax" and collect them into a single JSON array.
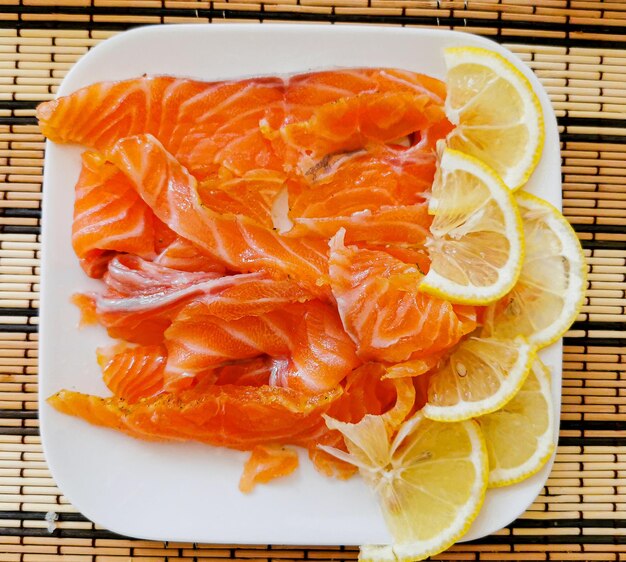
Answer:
[{"xmin": 1, "ymin": 1, "xmax": 625, "ymax": 561}]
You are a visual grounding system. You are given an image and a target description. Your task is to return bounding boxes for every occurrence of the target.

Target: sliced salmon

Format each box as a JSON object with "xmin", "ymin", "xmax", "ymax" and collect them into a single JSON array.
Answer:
[
  {"xmin": 39, "ymin": 69, "xmax": 447, "ymax": 182},
  {"xmin": 71, "ymin": 292, "xmax": 98, "ymax": 327},
  {"xmin": 98, "ymin": 344, "xmax": 166, "ymax": 403},
  {"xmin": 43, "ymin": 66, "xmax": 468, "ymax": 485},
  {"xmin": 38, "ymin": 76, "xmax": 286, "ymax": 179},
  {"xmin": 165, "ymin": 301, "xmax": 359, "ymax": 394},
  {"xmin": 89, "ymin": 255, "xmax": 238, "ymax": 344},
  {"xmin": 289, "ymin": 147, "xmax": 435, "ymax": 217},
  {"xmin": 154, "ymin": 236, "xmax": 228, "ymax": 273},
  {"xmin": 239, "ymin": 444, "xmax": 299, "ymax": 493},
  {"xmin": 362, "ymin": 244, "xmax": 431, "ymax": 276},
  {"xmin": 91, "ymin": 255, "xmax": 308, "ymax": 345},
  {"xmin": 328, "ymin": 230, "xmax": 472, "ymax": 362},
  {"xmin": 279, "ymin": 91, "xmax": 444, "ymax": 168},
  {"xmin": 197, "ymin": 170, "xmax": 287, "ymax": 229},
  {"xmin": 285, "ymin": 204, "xmax": 432, "ymax": 246},
  {"xmin": 177, "ymin": 277, "xmax": 312, "ymax": 323},
  {"xmin": 72, "ymin": 151, "xmax": 156, "ymax": 273},
  {"xmin": 284, "ymin": 68, "xmax": 446, "ymax": 124},
  {"xmin": 279, "ymin": 138, "xmax": 443, "ymax": 245},
  {"xmin": 47, "ymin": 384, "xmax": 339, "ymax": 450},
  {"xmin": 107, "ymin": 134, "xmax": 331, "ymax": 300}
]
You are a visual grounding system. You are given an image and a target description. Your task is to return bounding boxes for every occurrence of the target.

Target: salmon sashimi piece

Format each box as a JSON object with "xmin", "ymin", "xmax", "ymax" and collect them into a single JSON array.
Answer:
[
  {"xmin": 154, "ymin": 237, "xmax": 228, "ymax": 273},
  {"xmin": 88, "ymin": 254, "xmax": 246, "ymax": 344},
  {"xmin": 98, "ymin": 344, "xmax": 166, "ymax": 403},
  {"xmin": 47, "ymin": 384, "xmax": 339, "ymax": 450},
  {"xmin": 328, "ymin": 230, "xmax": 470, "ymax": 363},
  {"xmin": 284, "ymin": 68, "xmax": 446, "ymax": 125},
  {"xmin": 38, "ymin": 70, "xmax": 447, "ymax": 180},
  {"xmin": 102, "ymin": 254, "xmax": 226, "ymax": 298},
  {"xmin": 239, "ymin": 444, "xmax": 299, "ymax": 493},
  {"xmin": 90, "ymin": 255, "xmax": 295, "ymax": 345},
  {"xmin": 72, "ymin": 151, "xmax": 156, "ymax": 272},
  {"xmin": 177, "ymin": 277, "xmax": 312, "ymax": 323},
  {"xmin": 165, "ymin": 301, "xmax": 359, "ymax": 394},
  {"xmin": 277, "ymin": 93, "xmax": 445, "ymax": 172},
  {"xmin": 164, "ymin": 312, "xmax": 290, "ymax": 389},
  {"xmin": 289, "ymin": 146, "xmax": 436, "ymax": 216},
  {"xmin": 38, "ymin": 76, "xmax": 286, "ymax": 179},
  {"xmin": 276, "ymin": 148, "xmax": 436, "ymax": 244},
  {"xmin": 197, "ymin": 170, "xmax": 287, "ymax": 229},
  {"xmin": 284, "ymin": 69, "xmax": 382, "ymax": 124},
  {"xmin": 285, "ymin": 204, "xmax": 432, "ymax": 246},
  {"xmin": 107, "ymin": 134, "xmax": 331, "ymax": 300},
  {"xmin": 266, "ymin": 303, "xmax": 361, "ymax": 393}
]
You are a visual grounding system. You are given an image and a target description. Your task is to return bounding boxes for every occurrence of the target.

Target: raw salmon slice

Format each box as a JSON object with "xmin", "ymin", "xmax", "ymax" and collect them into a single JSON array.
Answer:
[
  {"xmin": 72, "ymin": 151, "xmax": 157, "ymax": 276},
  {"xmin": 89, "ymin": 255, "xmax": 309, "ymax": 345},
  {"xmin": 38, "ymin": 76, "xmax": 286, "ymax": 179},
  {"xmin": 38, "ymin": 69, "xmax": 447, "ymax": 182},
  {"xmin": 289, "ymin": 146, "xmax": 436, "ymax": 217},
  {"xmin": 328, "ymin": 230, "xmax": 475, "ymax": 362},
  {"xmin": 278, "ymin": 137, "xmax": 445, "ymax": 244},
  {"xmin": 284, "ymin": 68, "xmax": 446, "ymax": 124},
  {"xmin": 98, "ymin": 344, "xmax": 166, "ymax": 403},
  {"xmin": 107, "ymin": 134, "xmax": 331, "ymax": 300},
  {"xmin": 87, "ymin": 255, "xmax": 242, "ymax": 344},
  {"xmin": 279, "ymin": 91, "xmax": 445, "ymax": 167},
  {"xmin": 239, "ymin": 444, "xmax": 299, "ymax": 493},
  {"xmin": 197, "ymin": 170, "xmax": 287, "ymax": 229},
  {"xmin": 177, "ymin": 277, "xmax": 312, "ymax": 322},
  {"xmin": 284, "ymin": 204, "xmax": 432, "ymax": 246},
  {"xmin": 155, "ymin": 236, "xmax": 227, "ymax": 273},
  {"xmin": 47, "ymin": 384, "xmax": 339, "ymax": 450},
  {"xmin": 363, "ymin": 244, "xmax": 431, "ymax": 276},
  {"xmin": 165, "ymin": 301, "xmax": 359, "ymax": 394}
]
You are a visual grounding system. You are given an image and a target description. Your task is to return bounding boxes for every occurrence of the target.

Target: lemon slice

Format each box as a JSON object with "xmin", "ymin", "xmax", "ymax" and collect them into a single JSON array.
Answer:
[
  {"xmin": 423, "ymin": 336, "xmax": 535, "ymax": 422},
  {"xmin": 482, "ymin": 192, "xmax": 587, "ymax": 348},
  {"xmin": 444, "ymin": 46, "xmax": 544, "ymax": 190},
  {"xmin": 320, "ymin": 412, "xmax": 487, "ymax": 562},
  {"xmin": 478, "ymin": 357, "xmax": 555, "ymax": 487},
  {"xmin": 421, "ymin": 148, "xmax": 524, "ymax": 304}
]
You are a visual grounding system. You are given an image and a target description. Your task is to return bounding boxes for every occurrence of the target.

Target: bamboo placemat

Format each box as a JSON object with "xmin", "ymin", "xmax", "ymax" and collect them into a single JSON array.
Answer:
[{"xmin": 1, "ymin": 2, "xmax": 625, "ymax": 561}]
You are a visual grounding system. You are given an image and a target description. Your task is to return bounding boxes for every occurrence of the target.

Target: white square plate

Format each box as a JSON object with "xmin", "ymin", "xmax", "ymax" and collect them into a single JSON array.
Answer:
[{"xmin": 40, "ymin": 24, "xmax": 562, "ymax": 545}]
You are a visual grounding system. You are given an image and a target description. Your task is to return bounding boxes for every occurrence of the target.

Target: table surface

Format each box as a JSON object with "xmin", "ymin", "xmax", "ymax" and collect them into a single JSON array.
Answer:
[{"xmin": 1, "ymin": 2, "xmax": 625, "ymax": 561}]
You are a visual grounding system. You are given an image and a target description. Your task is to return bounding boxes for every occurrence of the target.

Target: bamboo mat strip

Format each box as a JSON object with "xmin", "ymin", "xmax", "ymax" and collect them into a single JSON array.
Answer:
[{"xmin": 0, "ymin": 6, "xmax": 624, "ymax": 562}]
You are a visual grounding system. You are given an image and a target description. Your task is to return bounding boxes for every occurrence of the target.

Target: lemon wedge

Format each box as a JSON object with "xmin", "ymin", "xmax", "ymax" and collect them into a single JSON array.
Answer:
[
  {"xmin": 421, "ymin": 147, "xmax": 524, "ymax": 304},
  {"xmin": 423, "ymin": 336, "xmax": 535, "ymax": 422},
  {"xmin": 444, "ymin": 46, "xmax": 544, "ymax": 190},
  {"xmin": 482, "ymin": 192, "xmax": 587, "ymax": 348},
  {"xmin": 478, "ymin": 357, "xmax": 555, "ymax": 487},
  {"xmin": 321, "ymin": 412, "xmax": 487, "ymax": 562}
]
